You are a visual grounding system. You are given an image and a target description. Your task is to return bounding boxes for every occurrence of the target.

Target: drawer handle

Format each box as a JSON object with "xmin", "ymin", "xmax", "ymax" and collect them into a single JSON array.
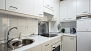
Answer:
[
  {"xmin": 45, "ymin": 44, "xmax": 49, "ymax": 46},
  {"xmin": 10, "ymin": 6, "xmax": 18, "ymax": 9}
]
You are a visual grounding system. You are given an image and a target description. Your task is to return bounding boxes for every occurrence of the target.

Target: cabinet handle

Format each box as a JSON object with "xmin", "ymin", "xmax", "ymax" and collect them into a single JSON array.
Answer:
[
  {"xmin": 83, "ymin": 11, "xmax": 88, "ymax": 13},
  {"xmin": 63, "ymin": 18, "xmax": 66, "ymax": 20},
  {"xmin": 68, "ymin": 18, "xmax": 71, "ymax": 19},
  {"xmin": 46, "ymin": 5, "xmax": 49, "ymax": 7},
  {"xmin": 10, "ymin": 6, "xmax": 18, "ymax": 9},
  {"xmin": 70, "ymin": 38, "xmax": 74, "ymax": 40},
  {"xmin": 50, "ymin": 7, "xmax": 53, "ymax": 9},
  {"xmin": 39, "ymin": 14, "xmax": 43, "ymax": 15},
  {"xmin": 45, "ymin": 44, "xmax": 49, "ymax": 46},
  {"xmin": 87, "ymin": 29, "xmax": 88, "ymax": 31}
]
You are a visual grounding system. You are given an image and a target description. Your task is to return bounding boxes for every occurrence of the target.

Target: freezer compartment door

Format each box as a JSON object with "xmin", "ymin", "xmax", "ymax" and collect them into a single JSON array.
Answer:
[
  {"xmin": 77, "ymin": 19, "xmax": 91, "ymax": 31},
  {"xmin": 77, "ymin": 32, "xmax": 91, "ymax": 51}
]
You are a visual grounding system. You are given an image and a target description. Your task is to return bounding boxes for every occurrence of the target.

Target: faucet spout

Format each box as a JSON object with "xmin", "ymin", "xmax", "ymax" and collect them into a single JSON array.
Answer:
[
  {"xmin": 7, "ymin": 27, "xmax": 17, "ymax": 51},
  {"xmin": 7, "ymin": 27, "xmax": 17, "ymax": 41}
]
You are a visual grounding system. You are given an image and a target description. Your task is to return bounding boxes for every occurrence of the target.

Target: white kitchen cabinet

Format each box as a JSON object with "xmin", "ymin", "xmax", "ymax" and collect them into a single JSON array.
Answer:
[
  {"xmin": 62, "ymin": 36, "xmax": 76, "ymax": 51},
  {"xmin": 44, "ymin": 0, "xmax": 54, "ymax": 11},
  {"xmin": 60, "ymin": 0, "xmax": 76, "ymax": 21},
  {"xmin": 90, "ymin": 0, "xmax": 91, "ymax": 13},
  {"xmin": 25, "ymin": 44, "xmax": 41, "ymax": 51},
  {"xmin": 0, "ymin": 0, "xmax": 5, "ymax": 10},
  {"xmin": 44, "ymin": 0, "xmax": 54, "ymax": 15},
  {"xmin": 77, "ymin": 0, "xmax": 89, "ymax": 15},
  {"xmin": 44, "ymin": 7, "xmax": 54, "ymax": 15},
  {"xmin": 34, "ymin": 0, "xmax": 43, "ymax": 17},
  {"xmin": 42, "ymin": 47, "xmax": 51, "ymax": 51},
  {"xmin": 42, "ymin": 41, "xmax": 51, "ymax": 51},
  {"xmin": 53, "ymin": 0, "xmax": 60, "ymax": 22},
  {"xmin": 6, "ymin": 0, "xmax": 34, "ymax": 15},
  {"xmin": 67, "ymin": 0, "xmax": 76, "ymax": 20},
  {"xmin": 49, "ymin": 0, "xmax": 54, "ymax": 11},
  {"xmin": 44, "ymin": 0, "xmax": 50, "ymax": 8},
  {"xmin": 60, "ymin": 0, "xmax": 67, "ymax": 21},
  {"xmin": 77, "ymin": 19, "xmax": 91, "ymax": 31}
]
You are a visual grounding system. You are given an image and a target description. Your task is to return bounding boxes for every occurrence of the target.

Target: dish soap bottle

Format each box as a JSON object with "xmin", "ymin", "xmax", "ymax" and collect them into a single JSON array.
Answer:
[{"xmin": 19, "ymin": 32, "xmax": 22, "ymax": 41}]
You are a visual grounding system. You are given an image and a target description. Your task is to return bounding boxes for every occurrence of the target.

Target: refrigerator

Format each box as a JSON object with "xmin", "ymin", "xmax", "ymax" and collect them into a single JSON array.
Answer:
[{"xmin": 77, "ymin": 18, "xmax": 91, "ymax": 51}]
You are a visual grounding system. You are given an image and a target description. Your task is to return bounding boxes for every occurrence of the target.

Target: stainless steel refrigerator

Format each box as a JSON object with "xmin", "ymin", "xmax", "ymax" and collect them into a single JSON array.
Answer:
[{"xmin": 77, "ymin": 18, "xmax": 91, "ymax": 51}]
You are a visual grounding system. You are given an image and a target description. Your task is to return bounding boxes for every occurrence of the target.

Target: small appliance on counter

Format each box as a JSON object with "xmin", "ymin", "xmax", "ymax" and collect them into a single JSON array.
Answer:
[
  {"xmin": 38, "ymin": 21, "xmax": 58, "ymax": 37},
  {"xmin": 70, "ymin": 28, "xmax": 76, "ymax": 34}
]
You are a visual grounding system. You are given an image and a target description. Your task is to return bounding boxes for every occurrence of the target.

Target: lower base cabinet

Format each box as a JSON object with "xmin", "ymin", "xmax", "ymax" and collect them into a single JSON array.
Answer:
[
  {"xmin": 42, "ymin": 47, "xmax": 51, "ymax": 51},
  {"xmin": 62, "ymin": 36, "xmax": 76, "ymax": 51},
  {"xmin": 24, "ymin": 45, "xmax": 41, "ymax": 51},
  {"xmin": 24, "ymin": 35, "xmax": 76, "ymax": 51}
]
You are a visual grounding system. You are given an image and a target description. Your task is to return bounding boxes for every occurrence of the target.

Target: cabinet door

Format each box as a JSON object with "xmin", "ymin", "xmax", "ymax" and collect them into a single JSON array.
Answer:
[
  {"xmin": 67, "ymin": 0, "xmax": 76, "ymax": 20},
  {"xmin": 42, "ymin": 47, "xmax": 51, "ymax": 51},
  {"xmin": 25, "ymin": 45, "xmax": 41, "ymax": 51},
  {"xmin": 90, "ymin": 0, "xmax": 91, "ymax": 13},
  {"xmin": 49, "ymin": 0, "xmax": 54, "ymax": 11},
  {"xmin": 77, "ymin": 0, "xmax": 89, "ymax": 15},
  {"xmin": 0, "ymin": 0, "xmax": 5, "ymax": 10},
  {"xmin": 6, "ymin": 0, "xmax": 34, "ymax": 15},
  {"xmin": 44, "ymin": 0, "xmax": 50, "ymax": 8},
  {"xmin": 34, "ymin": 0, "xmax": 43, "ymax": 17},
  {"xmin": 62, "ymin": 36, "xmax": 76, "ymax": 51},
  {"xmin": 60, "ymin": 0, "xmax": 67, "ymax": 21}
]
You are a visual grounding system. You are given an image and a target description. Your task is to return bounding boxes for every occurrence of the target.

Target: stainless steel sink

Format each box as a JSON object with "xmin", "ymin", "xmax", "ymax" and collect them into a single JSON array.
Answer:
[
  {"xmin": 22, "ymin": 39, "xmax": 34, "ymax": 46},
  {"xmin": 9, "ymin": 39, "xmax": 34, "ymax": 50}
]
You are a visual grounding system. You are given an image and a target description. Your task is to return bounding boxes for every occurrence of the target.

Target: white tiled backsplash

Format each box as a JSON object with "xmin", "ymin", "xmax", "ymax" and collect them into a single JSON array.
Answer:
[{"xmin": 0, "ymin": 14, "xmax": 38, "ymax": 40}]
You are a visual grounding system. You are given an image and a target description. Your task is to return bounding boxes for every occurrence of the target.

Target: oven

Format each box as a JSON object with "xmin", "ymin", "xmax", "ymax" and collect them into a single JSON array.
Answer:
[{"xmin": 52, "ymin": 41, "xmax": 61, "ymax": 51}]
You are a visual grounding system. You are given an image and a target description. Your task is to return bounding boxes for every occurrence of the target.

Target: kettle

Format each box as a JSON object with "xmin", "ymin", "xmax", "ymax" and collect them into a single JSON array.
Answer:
[{"xmin": 70, "ymin": 28, "xmax": 76, "ymax": 34}]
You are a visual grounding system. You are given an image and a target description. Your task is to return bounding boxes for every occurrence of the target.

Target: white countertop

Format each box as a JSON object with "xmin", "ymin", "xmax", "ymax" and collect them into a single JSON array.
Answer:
[{"xmin": 11, "ymin": 33, "xmax": 76, "ymax": 51}]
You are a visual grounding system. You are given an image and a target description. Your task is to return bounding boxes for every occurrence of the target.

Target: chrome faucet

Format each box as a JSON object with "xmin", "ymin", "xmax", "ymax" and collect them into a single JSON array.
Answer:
[{"xmin": 7, "ymin": 27, "xmax": 17, "ymax": 51}]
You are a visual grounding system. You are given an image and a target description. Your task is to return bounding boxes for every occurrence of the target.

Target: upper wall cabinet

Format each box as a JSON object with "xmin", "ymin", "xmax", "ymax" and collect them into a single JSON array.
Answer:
[
  {"xmin": 0, "ymin": 0, "xmax": 5, "ymax": 10},
  {"xmin": 60, "ymin": 0, "xmax": 67, "ymax": 21},
  {"xmin": 77, "ymin": 0, "xmax": 89, "ymax": 15},
  {"xmin": 34, "ymin": 0, "xmax": 43, "ymax": 17},
  {"xmin": 67, "ymin": 0, "xmax": 76, "ymax": 20},
  {"xmin": 6, "ymin": 0, "xmax": 34, "ymax": 15},
  {"xmin": 44, "ymin": 0, "xmax": 54, "ymax": 11},
  {"xmin": 90, "ymin": 0, "xmax": 91, "ymax": 13},
  {"xmin": 60, "ymin": 0, "xmax": 76, "ymax": 21},
  {"xmin": 49, "ymin": 0, "xmax": 54, "ymax": 11}
]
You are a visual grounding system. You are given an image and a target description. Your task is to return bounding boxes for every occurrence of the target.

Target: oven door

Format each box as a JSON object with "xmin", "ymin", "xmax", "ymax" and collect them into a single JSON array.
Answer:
[{"xmin": 52, "ymin": 45, "xmax": 60, "ymax": 51}]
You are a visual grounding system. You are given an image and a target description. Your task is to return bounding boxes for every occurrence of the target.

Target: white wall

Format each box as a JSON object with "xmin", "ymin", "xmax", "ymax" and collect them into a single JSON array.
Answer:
[{"xmin": 0, "ymin": 14, "xmax": 38, "ymax": 40}]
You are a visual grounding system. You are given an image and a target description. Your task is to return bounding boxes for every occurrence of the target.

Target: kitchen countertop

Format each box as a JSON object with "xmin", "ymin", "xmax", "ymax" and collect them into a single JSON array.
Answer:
[{"xmin": 12, "ymin": 33, "xmax": 76, "ymax": 51}]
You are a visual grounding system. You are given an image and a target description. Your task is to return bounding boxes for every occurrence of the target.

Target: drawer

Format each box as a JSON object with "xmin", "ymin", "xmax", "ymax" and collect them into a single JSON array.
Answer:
[
  {"xmin": 51, "ymin": 37, "xmax": 61, "ymax": 45},
  {"xmin": 56, "ymin": 36, "xmax": 61, "ymax": 42},
  {"xmin": 42, "ymin": 41, "xmax": 51, "ymax": 50}
]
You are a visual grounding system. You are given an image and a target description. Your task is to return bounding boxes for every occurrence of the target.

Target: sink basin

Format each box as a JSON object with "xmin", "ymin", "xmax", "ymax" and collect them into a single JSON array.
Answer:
[
  {"xmin": 22, "ymin": 39, "xmax": 34, "ymax": 46},
  {"xmin": 9, "ymin": 39, "xmax": 34, "ymax": 50}
]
